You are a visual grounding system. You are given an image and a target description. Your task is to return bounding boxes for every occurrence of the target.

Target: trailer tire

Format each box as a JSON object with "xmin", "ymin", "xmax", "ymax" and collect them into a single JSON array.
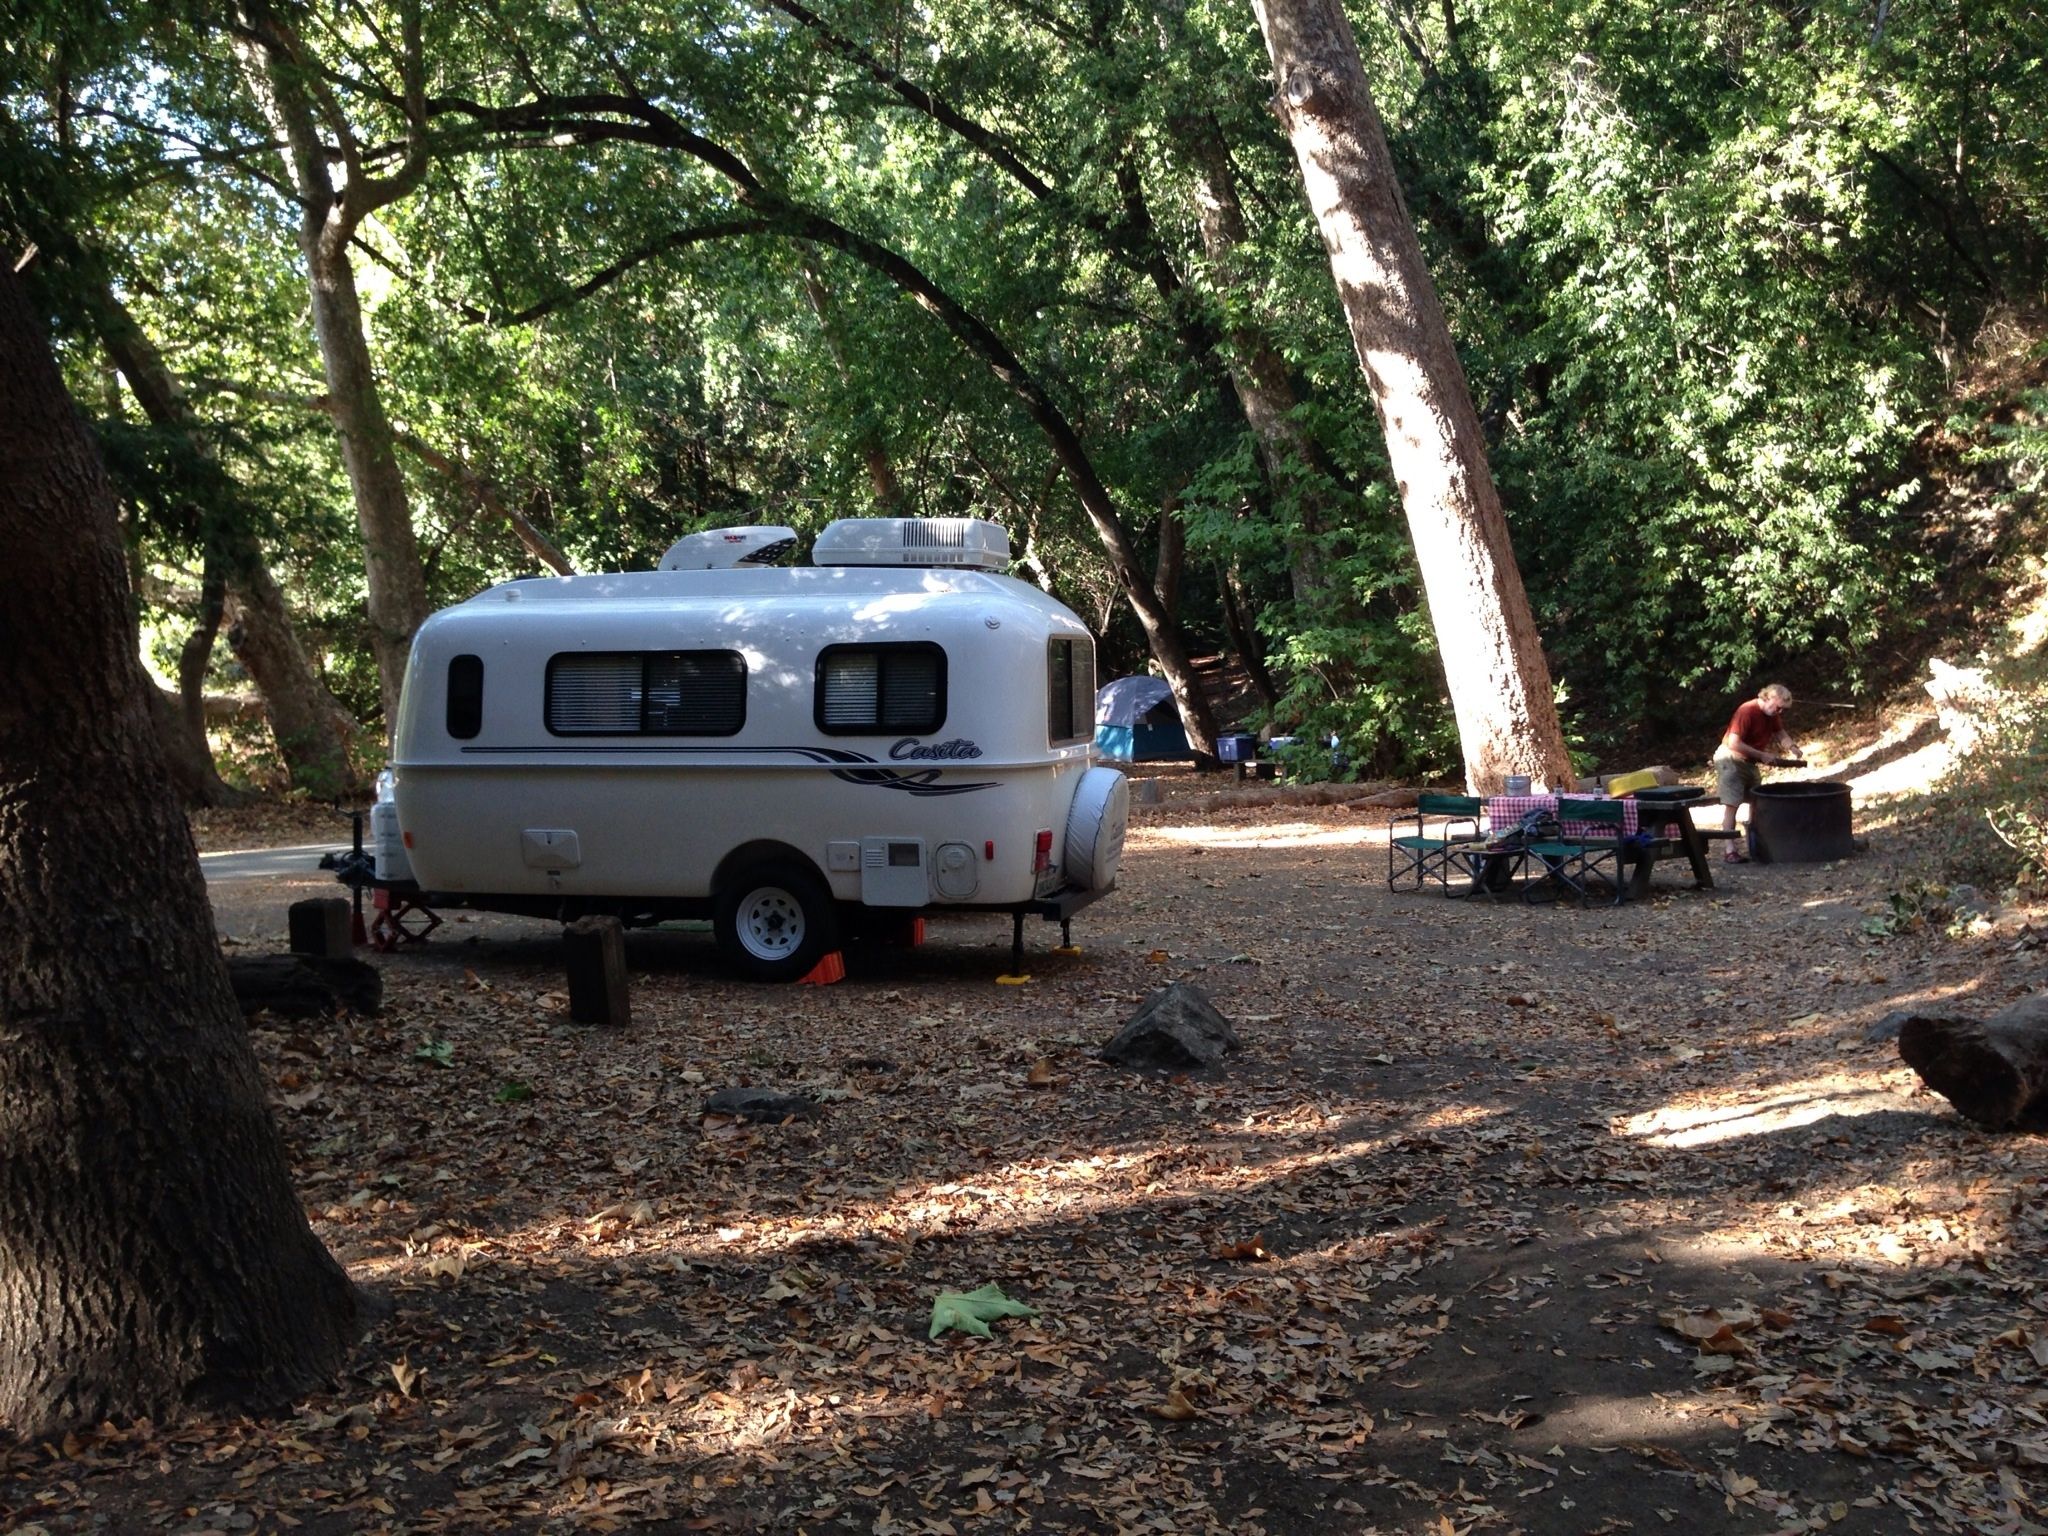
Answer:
[
  {"xmin": 1063, "ymin": 767, "xmax": 1130, "ymax": 892},
  {"xmin": 715, "ymin": 860, "xmax": 838, "ymax": 983}
]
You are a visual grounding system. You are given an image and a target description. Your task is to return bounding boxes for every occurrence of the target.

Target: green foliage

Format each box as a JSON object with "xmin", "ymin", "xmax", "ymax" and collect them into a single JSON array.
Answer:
[
  {"xmin": 1972, "ymin": 385, "xmax": 2048, "ymax": 499},
  {"xmin": 1449, "ymin": 0, "xmax": 1987, "ymax": 732},
  {"xmin": 4, "ymin": 0, "xmax": 2040, "ymax": 783},
  {"xmin": 1932, "ymin": 647, "xmax": 2048, "ymax": 892},
  {"xmin": 1860, "ymin": 878, "xmax": 1964, "ymax": 939}
]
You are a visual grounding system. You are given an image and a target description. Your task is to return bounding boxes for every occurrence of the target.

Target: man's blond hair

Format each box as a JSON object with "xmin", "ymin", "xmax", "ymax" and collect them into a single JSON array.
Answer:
[{"xmin": 1759, "ymin": 683, "xmax": 1793, "ymax": 706}]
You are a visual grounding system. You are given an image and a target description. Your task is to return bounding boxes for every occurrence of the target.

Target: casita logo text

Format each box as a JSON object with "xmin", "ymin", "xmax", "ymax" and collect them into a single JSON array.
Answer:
[{"xmin": 890, "ymin": 738, "xmax": 984, "ymax": 761}]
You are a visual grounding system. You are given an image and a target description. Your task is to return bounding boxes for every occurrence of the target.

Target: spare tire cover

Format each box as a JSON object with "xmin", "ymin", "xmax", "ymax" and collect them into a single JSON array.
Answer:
[{"xmin": 1063, "ymin": 767, "xmax": 1131, "ymax": 891}]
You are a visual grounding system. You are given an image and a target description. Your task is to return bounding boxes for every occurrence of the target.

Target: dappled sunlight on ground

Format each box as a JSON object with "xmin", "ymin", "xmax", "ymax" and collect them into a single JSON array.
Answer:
[
  {"xmin": 1622, "ymin": 1081, "xmax": 1911, "ymax": 1147},
  {"xmin": 1409, "ymin": 1102, "xmax": 1507, "ymax": 1133},
  {"xmin": 1133, "ymin": 819, "xmax": 1379, "ymax": 851}
]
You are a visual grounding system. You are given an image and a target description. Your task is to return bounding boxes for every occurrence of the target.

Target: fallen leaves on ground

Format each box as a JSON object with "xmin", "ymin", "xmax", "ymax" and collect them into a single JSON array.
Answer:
[{"xmin": 5, "ymin": 786, "xmax": 2047, "ymax": 1535}]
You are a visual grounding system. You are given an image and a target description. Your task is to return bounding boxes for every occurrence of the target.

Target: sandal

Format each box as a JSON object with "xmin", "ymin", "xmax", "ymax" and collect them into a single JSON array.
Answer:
[{"xmin": 1723, "ymin": 850, "xmax": 1750, "ymax": 864}]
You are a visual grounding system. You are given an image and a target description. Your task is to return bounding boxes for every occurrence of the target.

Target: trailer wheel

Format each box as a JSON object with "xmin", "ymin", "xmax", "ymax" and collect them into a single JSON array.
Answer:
[{"xmin": 715, "ymin": 860, "xmax": 838, "ymax": 982}]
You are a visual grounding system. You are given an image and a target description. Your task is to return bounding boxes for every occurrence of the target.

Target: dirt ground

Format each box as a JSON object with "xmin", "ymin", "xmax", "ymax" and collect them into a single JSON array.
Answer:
[{"xmin": 7, "ymin": 754, "xmax": 2048, "ymax": 1536}]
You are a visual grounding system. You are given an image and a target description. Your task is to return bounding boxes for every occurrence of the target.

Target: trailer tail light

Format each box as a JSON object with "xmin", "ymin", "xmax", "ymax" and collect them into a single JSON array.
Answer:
[
  {"xmin": 1032, "ymin": 829, "xmax": 1054, "ymax": 873},
  {"xmin": 985, "ymin": 840, "xmax": 995, "ymax": 862},
  {"xmin": 402, "ymin": 830, "xmax": 414, "ymax": 848}
]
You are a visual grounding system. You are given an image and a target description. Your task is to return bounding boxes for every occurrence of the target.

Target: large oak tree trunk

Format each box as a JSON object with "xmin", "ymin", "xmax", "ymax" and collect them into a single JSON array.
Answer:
[
  {"xmin": 225, "ymin": 560, "xmax": 362, "ymax": 795},
  {"xmin": 0, "ymin": 269, "xmax": 358, "ymax": 1438},
  {"xmin": 1250, "ymin": 0, "xmax": 1572, "ymax": 795},
  {"xmin": 149, "ymin": 682, "xmax": 244, "ymax": 809}
]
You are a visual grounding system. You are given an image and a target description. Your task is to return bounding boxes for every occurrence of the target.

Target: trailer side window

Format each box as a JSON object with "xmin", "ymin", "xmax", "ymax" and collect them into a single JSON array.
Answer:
[
  {"xmin": 546, "ymin": 651, "xmax": 746, "ymax": 736},
  {"xmin": 447, "ymin": 654, "xmax": 485, "ymax": 739},
  {"xmin": 1046, "ymin": 637, "xmax": 1094, "ymax": 746},
  {"xmin": 816, "ymin": 644, "xmax": 945, "ymax": 734}
]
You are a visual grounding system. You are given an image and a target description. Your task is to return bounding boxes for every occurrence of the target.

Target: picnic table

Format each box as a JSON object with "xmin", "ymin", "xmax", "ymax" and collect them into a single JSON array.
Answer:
[
  {"xmin": 1622, "ymin": 789, "xmax": 1717, "ymax": 897},
  {"xmin": 1464, "ymin": 790, "xmax": 1716, "ymax": 901}
]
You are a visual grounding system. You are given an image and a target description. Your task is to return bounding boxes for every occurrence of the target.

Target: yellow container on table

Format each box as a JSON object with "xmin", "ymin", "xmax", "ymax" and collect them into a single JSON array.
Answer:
[{"xmin": 1605, "ymin": 769, "xmax": 1661, "ymax": 797}]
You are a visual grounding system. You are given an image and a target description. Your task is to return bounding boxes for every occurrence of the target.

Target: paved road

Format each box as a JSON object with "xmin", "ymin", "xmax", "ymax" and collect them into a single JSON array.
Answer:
[{"xmin": 198, "ymin": 843, "xmax": 352, "ymax": 883}]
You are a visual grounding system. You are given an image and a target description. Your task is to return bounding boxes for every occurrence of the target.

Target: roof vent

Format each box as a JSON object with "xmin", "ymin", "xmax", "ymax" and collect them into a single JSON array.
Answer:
[
  {"xmin": 812, "ymin": 517, "xmax": 1010, "ymax": 571},
  {"xmin": 659, "ymin": 526, "xmax": 799, "ymax": 570}
]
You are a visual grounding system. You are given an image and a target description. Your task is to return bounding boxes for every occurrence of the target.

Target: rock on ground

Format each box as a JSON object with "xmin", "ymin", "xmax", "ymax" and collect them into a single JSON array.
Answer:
[
  {"xmin": 704, "ymin": 1087, "xmax": 820, "ymax": 1123},
  {"xmin": 1102, "ymin": 981, "xmax": 1241, "ymax": 1069}
]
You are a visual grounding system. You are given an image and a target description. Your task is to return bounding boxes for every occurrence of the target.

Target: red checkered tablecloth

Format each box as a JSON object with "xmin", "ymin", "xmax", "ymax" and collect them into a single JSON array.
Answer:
[{"xmin": 1486, "ymin": 793, "xmax": 1641, "ymax": 840}]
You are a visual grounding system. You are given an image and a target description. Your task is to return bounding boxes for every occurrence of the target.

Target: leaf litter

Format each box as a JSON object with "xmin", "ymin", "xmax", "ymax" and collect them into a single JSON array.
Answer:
[{"xmin": 4, "ymin": 786, "xmax": 2048, "ymax": 1532}]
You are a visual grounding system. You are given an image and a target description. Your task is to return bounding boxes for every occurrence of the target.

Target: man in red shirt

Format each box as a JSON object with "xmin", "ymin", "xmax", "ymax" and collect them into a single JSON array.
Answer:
[{"xmin": 1713, "ymin": 684, "xmax": 1804, "ymax": 860}]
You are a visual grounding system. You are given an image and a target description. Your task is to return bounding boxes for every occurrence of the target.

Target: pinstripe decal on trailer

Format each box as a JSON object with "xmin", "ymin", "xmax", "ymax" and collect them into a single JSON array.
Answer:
[{"xmin": 455, "ymin": 742, "xmax": 1000, "ymax": 795}]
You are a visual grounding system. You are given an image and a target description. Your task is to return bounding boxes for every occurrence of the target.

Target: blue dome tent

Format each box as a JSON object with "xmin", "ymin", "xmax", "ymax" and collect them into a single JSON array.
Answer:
[{"xmin": 1094, "ymin": 676, "xmax": 1191, "ymax": 762}]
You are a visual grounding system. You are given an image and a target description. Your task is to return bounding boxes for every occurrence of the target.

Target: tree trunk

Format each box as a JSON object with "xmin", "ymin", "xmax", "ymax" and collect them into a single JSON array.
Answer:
[
  {"xmin": 149, "ymin": 683, "xmax": 245, "ymax": 809},
  {"xmin": 224, "ymin": 561, "xmax": 362, "ymax": 797},
  {"xmin": 151, "ymin": 548, "xmax": 245, "ymax": 809},
  {"xmin": 0, "ymin": 268, "xmax": 358, "ymax": 1438},
  {"xmin": 240, "ymin": 1, "xmax": 432, "ymax": 733},
  {"xmin": 86, "ymin": 278, "xmax": 363, "ymax": 795},
  {"xmin": 1249, "ymin": 0, "xmax": 1572, "ymax": 795},
  {"xmin": 1899, "ymin": 996, "xmax": 2048, "ymax": 1132},
  {"xmin": 1154, "ymin": 505, "xmax": 1186, "ymax": 615},
  {"xmin": 296, "ymin": 233, "xmax": 429, "ymax": 731},
  {"xmin": 1176, "ymin": 114, "xmax": 1347, "ymax": 606},
  {"xmin": 1217, "ymin": 565, "xmax": 1283, "ymax": 712}
]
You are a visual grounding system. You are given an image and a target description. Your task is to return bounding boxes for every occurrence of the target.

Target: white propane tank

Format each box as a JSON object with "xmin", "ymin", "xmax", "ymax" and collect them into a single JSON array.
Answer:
[{"xmin": 371, "ymin": 771, "xmax": 412, "ymax": 882}]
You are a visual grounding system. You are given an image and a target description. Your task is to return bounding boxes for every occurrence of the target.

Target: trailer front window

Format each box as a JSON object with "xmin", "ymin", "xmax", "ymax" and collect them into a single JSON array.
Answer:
[{"xmin": 816, "ymin": 644, "xmax": 946, "ymax": 734}]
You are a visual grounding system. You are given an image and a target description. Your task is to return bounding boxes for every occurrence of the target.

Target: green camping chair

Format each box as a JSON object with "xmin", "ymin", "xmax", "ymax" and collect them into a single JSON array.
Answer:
[
  {"xmin": 1388, "ymin": 793, "xmax": 1489, "ymax": 892},
  {"xmin": 1521, "ymin": 797, "xmax": 1629, "ymax": 906}
]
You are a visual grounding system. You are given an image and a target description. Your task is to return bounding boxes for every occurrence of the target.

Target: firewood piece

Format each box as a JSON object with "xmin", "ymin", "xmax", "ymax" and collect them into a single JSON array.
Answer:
[
  {"xmin": 288, "ymin": 897, "xmax": 353, "ymax": 959},
  {"xmin": 227, "ymin": 954, "xmax": 381, "ymax": 1018},
  {"xmin": 564, "ymin": 915, "xmax": 631, "ymax": 1027},
  {"xmin": 1898, "ymin": 996, "xmax": 2048, "ymax": 1132}
]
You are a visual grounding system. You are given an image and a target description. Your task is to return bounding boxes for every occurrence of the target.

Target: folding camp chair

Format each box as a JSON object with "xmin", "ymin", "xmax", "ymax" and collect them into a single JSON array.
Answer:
[
  {"xmin": 1520, "ymin": 797, "xmax": 1629, "ymax": 905},
  {"xmin": 1388, "ymin": 793, "xmax": 1489, "ymax": 892}
]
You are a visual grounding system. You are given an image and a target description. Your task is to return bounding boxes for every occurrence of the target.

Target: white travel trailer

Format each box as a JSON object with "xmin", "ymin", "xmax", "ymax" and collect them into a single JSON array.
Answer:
[{"xmin": 379, "ymin": 517, "xmax": 1130, "ymax": 980}]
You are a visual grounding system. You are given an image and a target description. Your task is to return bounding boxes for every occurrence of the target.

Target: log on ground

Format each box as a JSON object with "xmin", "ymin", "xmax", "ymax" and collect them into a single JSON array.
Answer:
[
  {"xmin": 1898, "ymin": 995, "xmax": 2048, "ymax": 1132},
  {"xmin": 227, "ymin": 954, "xmax": 381, "ymax": 1018}
]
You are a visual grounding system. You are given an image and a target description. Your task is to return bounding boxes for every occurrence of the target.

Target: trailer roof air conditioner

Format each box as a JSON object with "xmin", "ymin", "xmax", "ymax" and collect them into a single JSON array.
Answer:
[
  {"xmin": 659, "ymin": 526, "xmax": 799, "ymax": 570},
  {"xmin": 811, "ymin": 517, "xmax": 1010, "ymax": 571}
]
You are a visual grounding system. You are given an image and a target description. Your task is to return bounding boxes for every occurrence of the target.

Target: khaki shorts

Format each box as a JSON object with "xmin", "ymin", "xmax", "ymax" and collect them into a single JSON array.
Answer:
[{"xmin": 1714, "ymin": 751, "xmax": 1760, "ymax": 806}]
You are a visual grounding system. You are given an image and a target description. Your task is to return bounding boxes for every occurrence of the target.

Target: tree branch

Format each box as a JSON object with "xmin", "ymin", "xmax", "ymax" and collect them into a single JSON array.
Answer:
[
  {"xmin": 764, "ymin": 0, "xmax": 1055, "ymax": 200},
  {"xmin": 190, "ymin": 378, "xmax": 572, "ymax": 574},
  {"xmin": 463, "ymin": 217, "xmax": 773, "ymax": 324},
  {"xmin": 339, "ymin": 0, "xmax": 428, "ymax": 221},
  {"xmin": 390, "ymin": 430, "xmax": 576, "ymax": 575}
]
